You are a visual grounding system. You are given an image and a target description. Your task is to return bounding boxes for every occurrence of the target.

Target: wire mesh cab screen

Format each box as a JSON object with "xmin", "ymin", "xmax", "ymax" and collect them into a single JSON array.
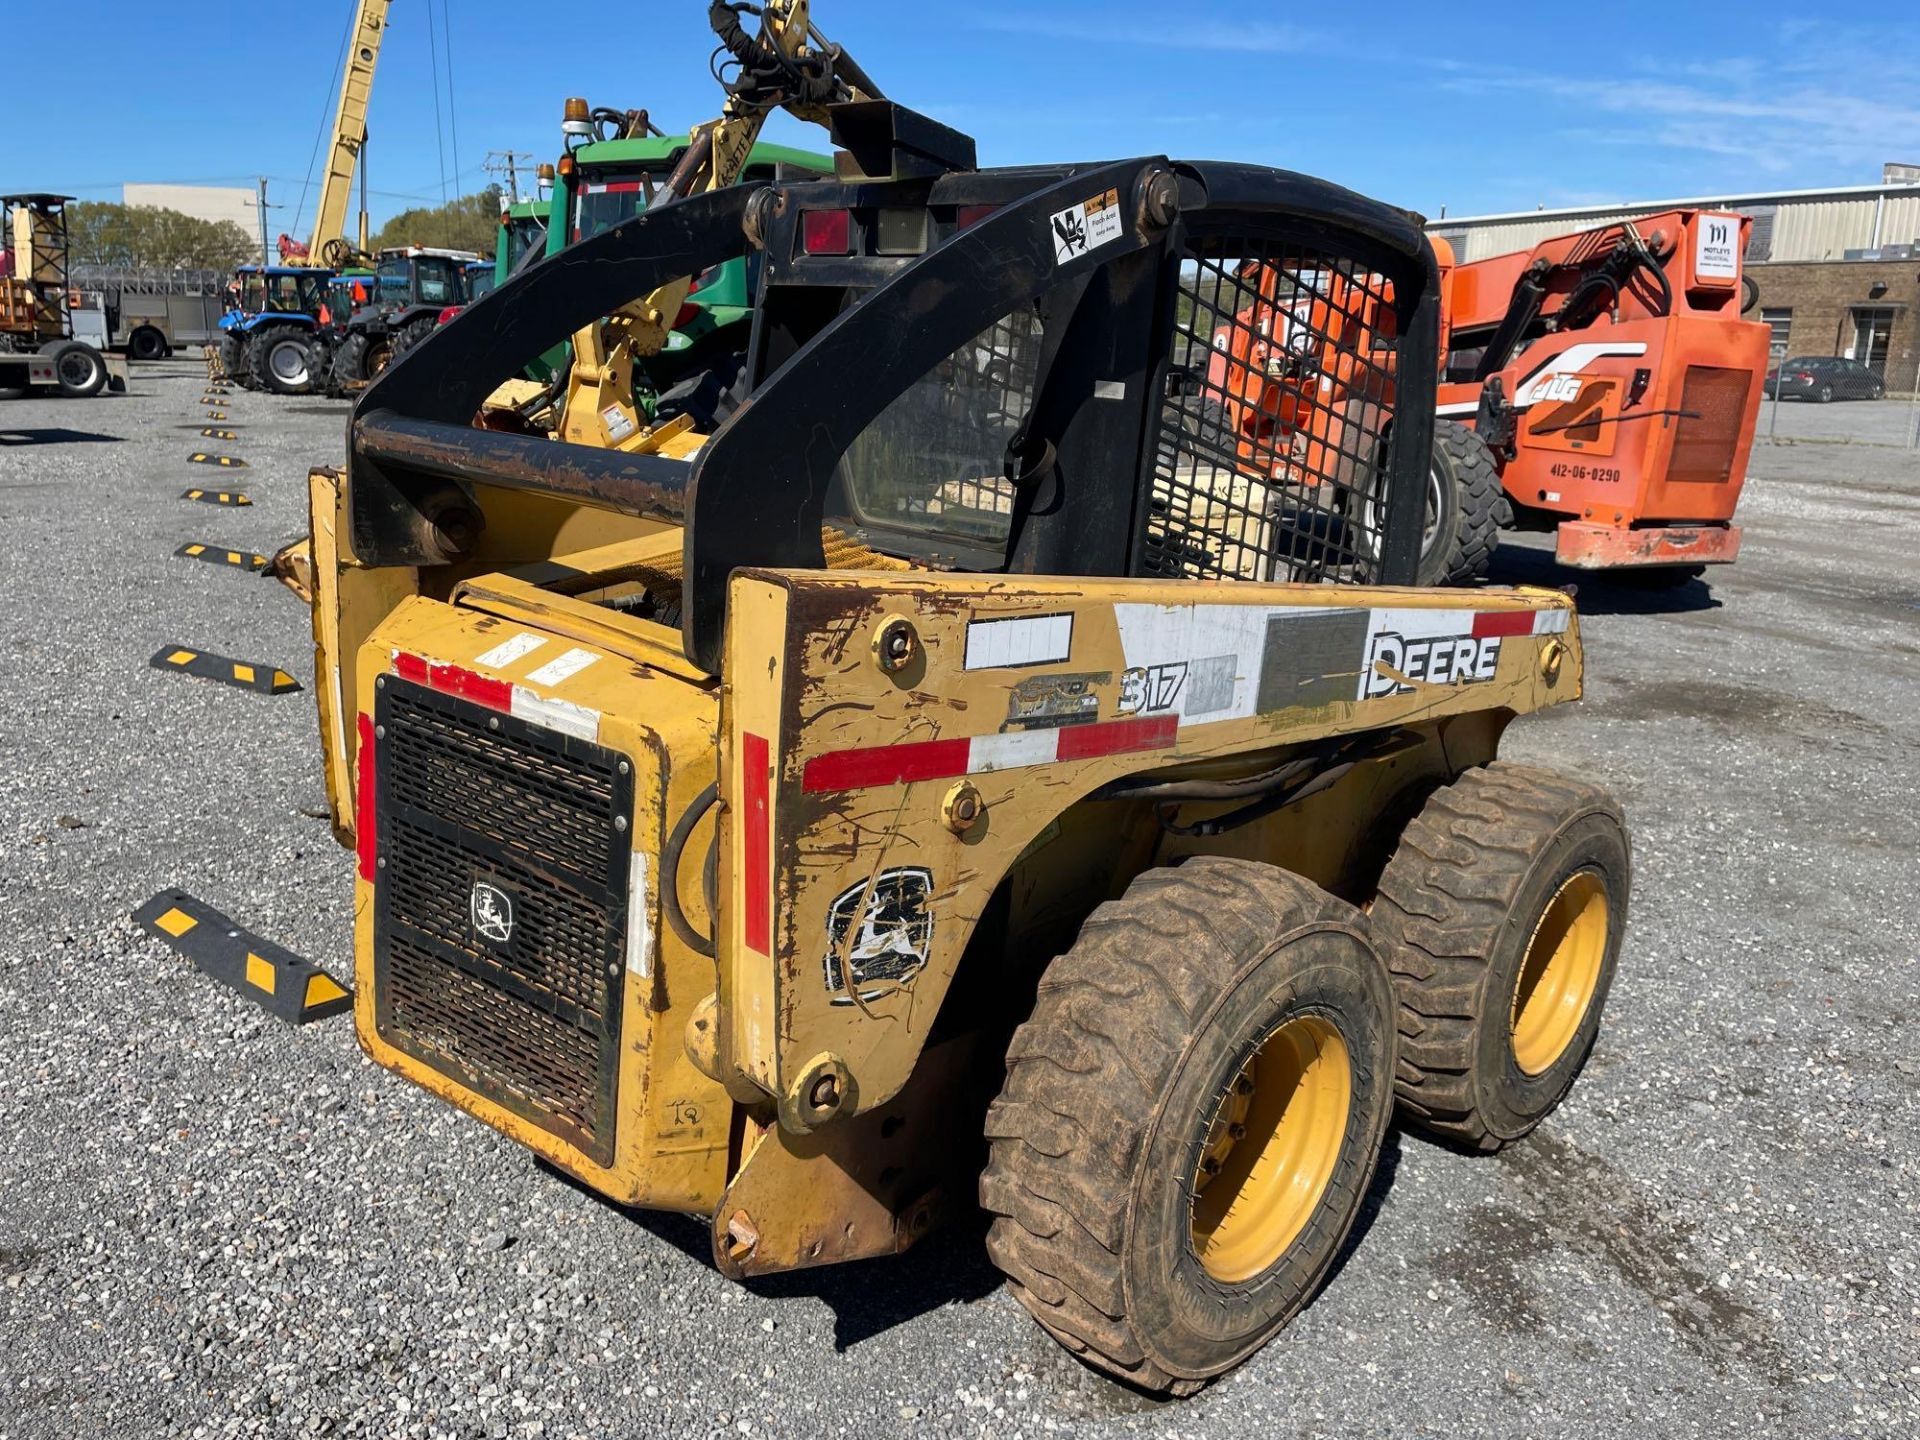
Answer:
[
  {"xmin": 819, "ymin": 220, "xmax": 1411, "ymax": 585},
  {"xmin": 1151, "ymin": 229, "xmax": 1403, "ymax": 583}
]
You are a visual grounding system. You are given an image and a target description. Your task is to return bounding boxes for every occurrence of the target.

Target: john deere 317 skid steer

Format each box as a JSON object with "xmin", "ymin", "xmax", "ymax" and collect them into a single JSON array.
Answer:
[{"xmin": 293, "ymin": 59, "xmax": 1630, "ymax": 1393}]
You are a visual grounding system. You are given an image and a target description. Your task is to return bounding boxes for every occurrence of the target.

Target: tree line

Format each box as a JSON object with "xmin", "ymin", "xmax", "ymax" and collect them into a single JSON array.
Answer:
[
  {"xmin": 61, "ymin": 187, "xmax": 509, "ymax": 272},
  {"xmin": 66, "ymin": 202, "xmax": 256, "ymax": 270}
]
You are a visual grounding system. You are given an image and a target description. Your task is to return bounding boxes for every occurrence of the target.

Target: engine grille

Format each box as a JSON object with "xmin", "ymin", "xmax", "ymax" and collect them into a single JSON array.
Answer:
[
  {"xmin": 1667, "ymin": 365, "xmax": 1752, "ymax": 487},
  {"xmin": 372, "ymin": 677, "xmax": 632, "ymax": 1164}
]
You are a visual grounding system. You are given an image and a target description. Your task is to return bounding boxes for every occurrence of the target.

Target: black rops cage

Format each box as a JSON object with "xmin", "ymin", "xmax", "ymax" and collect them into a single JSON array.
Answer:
[{"xmin": 346, "ymin": 136, "xmax": 1439, "ymax": 676}]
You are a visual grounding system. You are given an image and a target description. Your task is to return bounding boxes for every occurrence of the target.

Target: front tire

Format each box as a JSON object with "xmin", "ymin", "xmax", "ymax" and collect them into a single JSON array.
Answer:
[
  {"xmin": 1419, "ymin": 419, "xmax": 1501, "ymax": 585},
  {"xmin": 1370, "ymin": 763, "xmax": 1629, "ymax": 1151},
  {"xmin": 128, "ymin": 326, "xmax": 167, "ymax": 361},
  {"xmin": 983, "ymin": 858, "xmax": 1396, "ymax": 1394},
  {"xmin": 216, "ymin": 331, "xmax": 247, "ymax": 385}
]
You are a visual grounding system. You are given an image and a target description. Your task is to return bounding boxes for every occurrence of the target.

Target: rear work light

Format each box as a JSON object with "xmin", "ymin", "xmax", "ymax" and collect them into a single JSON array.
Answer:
[
  {"xmin": 801, "ymin": 209, "xmax": 852, "ymax": 256},
  {"xmin": 875, "ymin": 208, "xmax": 929, "ymax": 255}
]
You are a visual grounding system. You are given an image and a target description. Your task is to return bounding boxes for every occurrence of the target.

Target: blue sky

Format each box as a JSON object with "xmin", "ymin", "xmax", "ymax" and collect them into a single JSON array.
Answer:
[{"xmin": 7, "ymin": 1, "xmax": 1918, "ymax": 235}]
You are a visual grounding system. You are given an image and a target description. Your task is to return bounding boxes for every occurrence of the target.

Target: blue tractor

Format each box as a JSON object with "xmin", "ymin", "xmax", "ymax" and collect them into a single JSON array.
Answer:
[{"xmin": 217, "ymin": 265, "xmax": 342, "ymax": 395}]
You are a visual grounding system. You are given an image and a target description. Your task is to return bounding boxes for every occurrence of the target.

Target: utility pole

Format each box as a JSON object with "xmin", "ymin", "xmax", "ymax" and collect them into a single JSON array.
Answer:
[
  {"xmin": 256, "ymin": 176, "xmax": 271, "ymax": 267},
  {"xmin": 484, "ymin": 149, "xmax": 537, "ymax": 204}
]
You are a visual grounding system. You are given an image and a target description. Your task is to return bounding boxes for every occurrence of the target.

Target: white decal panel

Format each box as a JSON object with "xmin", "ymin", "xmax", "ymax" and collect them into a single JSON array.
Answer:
[
  {"xmin": 474, "ymin": 632, "xmax": 548, "ymax": 669},
  {"xmin": 626, "ymin": 853, "xmax": 653, "ymax": 977},
  {"xmin": 1115, "ymin": 601, "xmax": 1568, "ymax": 718},
  {"xmin": 526, "ymin": 647, "xmax": 600, "ymax": 687},
  {"xmin": 964, "ymin": 613, "xmax": 1073, "ymax": 670},
  {"xmin": 1695, "ymin": 214, "xmax": 1740, "ymax": 279}
]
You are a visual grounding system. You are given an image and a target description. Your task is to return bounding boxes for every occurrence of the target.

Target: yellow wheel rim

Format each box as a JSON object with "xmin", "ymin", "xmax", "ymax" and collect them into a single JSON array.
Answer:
[
  {"xmin": 1191, "ymin": 1015, "xmax": 1351, "ymax": 1284},
  {"xmin": 1510, "ymin": 870, "xmax": 1609, "ymax": 1076}
]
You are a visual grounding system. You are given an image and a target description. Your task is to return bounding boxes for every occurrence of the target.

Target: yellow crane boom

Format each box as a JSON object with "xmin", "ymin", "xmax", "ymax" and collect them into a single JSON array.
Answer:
[{"xmin": 298, "ymin": 0, "xmax": 393, "ymax": 267}]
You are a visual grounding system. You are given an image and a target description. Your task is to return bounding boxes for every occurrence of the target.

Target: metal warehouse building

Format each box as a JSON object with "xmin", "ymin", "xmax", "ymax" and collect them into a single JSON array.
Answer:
[{"xmin": 1430, "ymin": 167, "xmax": 1920, "ymax": 394}]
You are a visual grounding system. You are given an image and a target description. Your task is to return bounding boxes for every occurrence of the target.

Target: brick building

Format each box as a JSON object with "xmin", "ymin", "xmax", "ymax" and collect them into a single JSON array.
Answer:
[{"xmin": 1747, "ymin": 258, "xmax": 1918, "ymax": 394}]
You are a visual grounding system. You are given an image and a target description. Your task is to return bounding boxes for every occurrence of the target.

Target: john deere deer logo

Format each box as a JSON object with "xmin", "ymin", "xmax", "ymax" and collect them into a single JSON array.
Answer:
[{"xmin": 470, "ymin": 881, "xmax": 514, "ymax": 946}]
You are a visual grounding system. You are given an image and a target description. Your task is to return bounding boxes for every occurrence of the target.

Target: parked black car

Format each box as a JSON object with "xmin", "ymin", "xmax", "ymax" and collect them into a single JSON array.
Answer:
[{"xmin": 1764, "ymin": 356, "xmax": 1886, "ymax": 402}]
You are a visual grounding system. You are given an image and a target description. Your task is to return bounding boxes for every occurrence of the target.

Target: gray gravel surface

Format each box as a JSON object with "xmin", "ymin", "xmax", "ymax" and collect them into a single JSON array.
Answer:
[{"xmin": 2, "ymin": 367, "xmax": 1916, "ymax": 1438}]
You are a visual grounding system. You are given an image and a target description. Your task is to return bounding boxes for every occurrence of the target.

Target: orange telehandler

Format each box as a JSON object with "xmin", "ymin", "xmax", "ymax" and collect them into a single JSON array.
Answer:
[{"xmin": 1202, "ymin": 209, "xmax": 1769, "ymax": 585}]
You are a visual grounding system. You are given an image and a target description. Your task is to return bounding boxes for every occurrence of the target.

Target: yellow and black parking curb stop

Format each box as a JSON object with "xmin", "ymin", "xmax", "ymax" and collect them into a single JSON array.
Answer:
[
  {"xmin": 200, "ymin": 428, "xmax": 239, "ymax": 440},
  {"xmin": 188, "ymin": 451, "xmax": 249, "ymax": 468},
  {"xmin": 182, "ymin": 488, "xmax": 251, "ymax": 506},
  {"xmin": 134, "ymin": 889, "xmax": 351, "ymax": 1026},
  {"xmin": 151, "ymin": 645, "xmax": 301, "ymax": 693},
  {"xmin": 206, "ymin": 410, "xmax": 229, "ymax": 420},
  {"xmin": 175, "ymin": 542, "xmax": 268, "ymax": 571}
]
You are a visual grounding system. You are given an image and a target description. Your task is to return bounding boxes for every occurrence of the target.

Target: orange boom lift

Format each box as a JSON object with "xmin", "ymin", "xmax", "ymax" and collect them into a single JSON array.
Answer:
[
  {"xmin": 1200, "ymin": 209, "xmax": 1769, "ymax": 586},
  {"xmin": 1427, "ymin": 209, "xmax": 1768, "ymax": 584}
]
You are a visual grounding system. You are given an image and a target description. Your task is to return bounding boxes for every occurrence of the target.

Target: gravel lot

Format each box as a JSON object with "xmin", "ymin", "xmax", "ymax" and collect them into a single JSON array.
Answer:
[{"xmin": 3, "ymin": 365, "xmax": 1916, "ymax": 1438}]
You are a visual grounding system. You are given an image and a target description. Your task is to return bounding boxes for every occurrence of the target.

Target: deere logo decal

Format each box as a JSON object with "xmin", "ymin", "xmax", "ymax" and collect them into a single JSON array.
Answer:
[
  {"xmin": 822, "ymin": 866, "xmax": 934, "ymax": 1005},
  {"xmin": 470, "ymin": 881, "xmax": 515, "ymax": 946}
]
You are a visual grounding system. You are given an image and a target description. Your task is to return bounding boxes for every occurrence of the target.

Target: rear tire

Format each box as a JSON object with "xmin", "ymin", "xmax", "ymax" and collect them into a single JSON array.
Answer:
[
  {"xmin": 250, "ymin": 326, "xmax": 316, "ymax": 395},
  {"xmin": 1370, "ymin": 763, "xmax": 1630, "ymax": 1151},
  {"xmin": 48, "ymin": 341, "xmax": 107, "ymax": 398},
  {"xmin": 128, "ymin": 326, "xmax": 167, "ymax": 362},
  {"xmin": 1419, "ymin": 419, "xmax": 1501, "ymax": 586},
  {"xmin": 328, "ymin": 332, "xmax": 379, "ymax": 390},
  {"xmin": 390, "ymin": 316, "xmax": 438, "ymax": 363},
  {"xmin": 983, "ymin": 858, "xmax": 1396, "ymax": 1394},
  {"xmin": 1816, "ymin": 383, "xmax": 1834, "ymax": 403}
]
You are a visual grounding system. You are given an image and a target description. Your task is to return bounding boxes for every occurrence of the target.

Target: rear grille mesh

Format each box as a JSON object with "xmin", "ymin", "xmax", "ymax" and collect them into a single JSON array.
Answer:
[
  {"xmin": 1668, "ymin": 365, "xmax": 1751, "ymax": 487},
  {"xmin": 372, "ymin": 678, "xmax": 632, "ymax": 1164}
]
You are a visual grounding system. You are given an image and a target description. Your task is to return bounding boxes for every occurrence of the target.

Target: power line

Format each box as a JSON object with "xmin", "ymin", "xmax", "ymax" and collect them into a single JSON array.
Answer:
[
  {"xmin": 425, "ymin": 0, "xmax": 449, "ymax": 205},
  {"xmin": 442, "ymin": 0, "xmax": 462, "ymax": 200},
  {"xmin": 483, "ymin": 150, "xmax": 537, "ymax": 204}
]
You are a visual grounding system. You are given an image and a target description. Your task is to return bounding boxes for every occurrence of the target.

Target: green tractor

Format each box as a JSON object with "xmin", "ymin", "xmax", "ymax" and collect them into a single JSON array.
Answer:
[{"xmin": 540, "ymin": 104, "xmax": 831, "ymax": 429}]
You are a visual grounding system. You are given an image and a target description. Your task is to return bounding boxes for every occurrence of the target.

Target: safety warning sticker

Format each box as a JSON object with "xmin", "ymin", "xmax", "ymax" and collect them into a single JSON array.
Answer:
[{"xmin": 1049, "ymin": 188, "xmax": 1124, "ymax": 266}]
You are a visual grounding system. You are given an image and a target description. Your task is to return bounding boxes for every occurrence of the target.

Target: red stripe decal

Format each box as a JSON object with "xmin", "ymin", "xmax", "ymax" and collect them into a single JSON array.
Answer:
[
  {"xmin": 354, "ymin": 711, "xmax": 378, "ymax": 883},
  {"xmin": 1057, "ymin": 713, "xmax": 1179, "ymax": 761},
  {"xmin": 394, "ymin": 651, "xmax": 513, "ymax": 709},
  {"xmin": 429, "ymin": 661, "xmax": 512, "ymax": 711},
  {"xmin": 801, "ymin": 736, "xmax": 972, "ymax": 794},
  {"xmin": 743, "ymin": 732, "xmax": 772, "ymax": 955},
  {"xmin": 801, "ymin": 715, "xmax": 1177, "ymax": 794},
  {"xmin": 1472, "ymin": 610, "xmax": 1535, "ymax": 639}
]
